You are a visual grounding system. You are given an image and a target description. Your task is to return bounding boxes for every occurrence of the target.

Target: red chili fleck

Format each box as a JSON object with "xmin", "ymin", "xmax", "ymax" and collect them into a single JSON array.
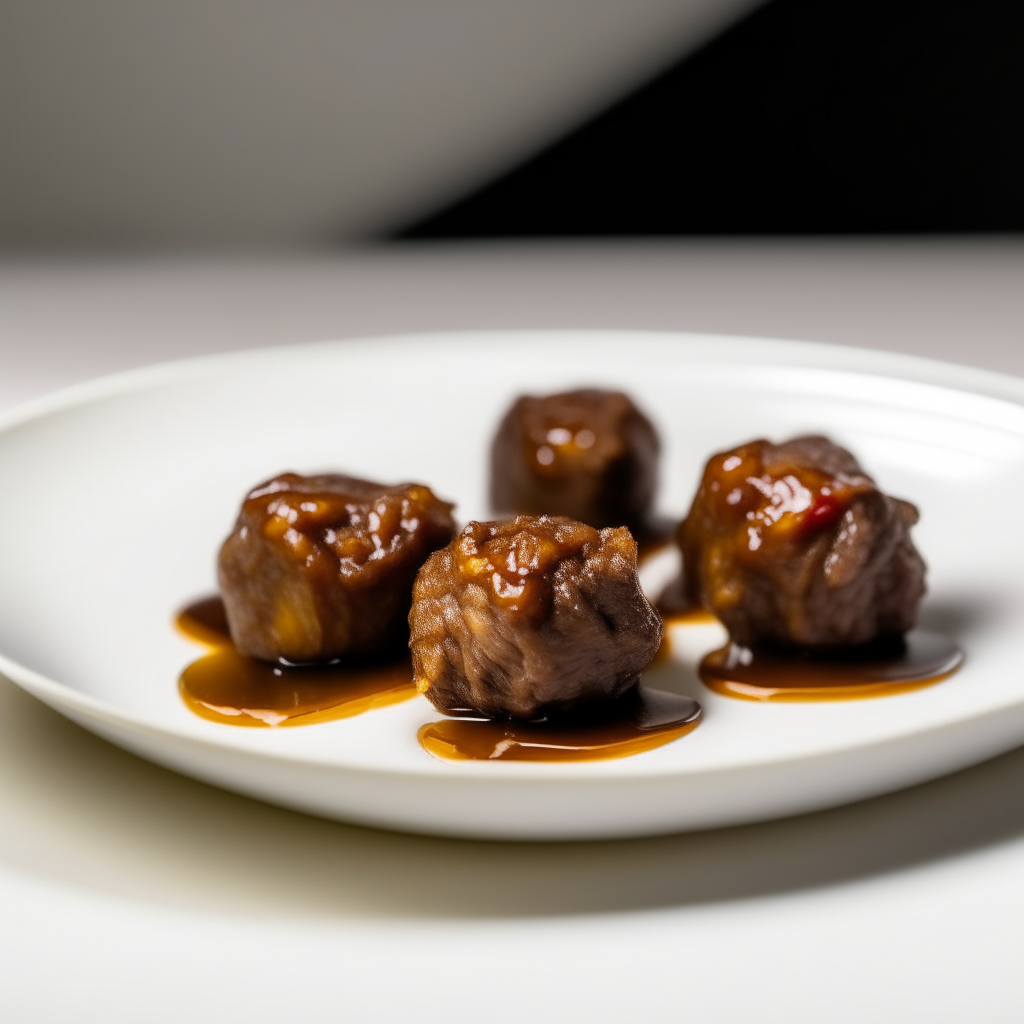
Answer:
[{"xmin": 798, "ymin": 493, "xmax": 846, "ymax": 537}]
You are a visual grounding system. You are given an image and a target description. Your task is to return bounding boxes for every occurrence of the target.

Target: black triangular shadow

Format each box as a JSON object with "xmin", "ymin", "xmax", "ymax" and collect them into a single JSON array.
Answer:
[{"xmin": 401, "ymin": 0, "xmax": 1024, "ymax": 236}]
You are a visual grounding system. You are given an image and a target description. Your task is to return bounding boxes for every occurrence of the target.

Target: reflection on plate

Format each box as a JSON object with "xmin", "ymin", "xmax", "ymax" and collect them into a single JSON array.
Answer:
[{"xmin": 0, "ymin": 331, "xmax": 1022, "ymax": 840}]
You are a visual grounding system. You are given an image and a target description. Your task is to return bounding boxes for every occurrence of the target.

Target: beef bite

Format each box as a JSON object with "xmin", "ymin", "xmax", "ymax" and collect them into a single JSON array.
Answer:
[
  {"xmin": 219, "ymin": 473, "xmax": 456, "ymax": 663},
  {"xmin": 490, "ymin": 389, "xmax": 659, "ymax": 530},
  {"xmin": 679, "ymin": 436, "xmax": 926, "ymax": 650},
  {"xmin": 410, "ymin": 515, "xmax": 662, "ymax": 720}
]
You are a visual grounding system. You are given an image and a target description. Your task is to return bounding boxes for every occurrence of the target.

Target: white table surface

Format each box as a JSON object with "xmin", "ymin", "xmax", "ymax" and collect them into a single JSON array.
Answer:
[{"xmin": 2, "ymin": 241, "xmax": 1024, "ymax": 1022}]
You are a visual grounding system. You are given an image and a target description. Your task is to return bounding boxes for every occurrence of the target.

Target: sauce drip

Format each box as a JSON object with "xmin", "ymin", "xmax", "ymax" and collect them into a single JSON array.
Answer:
[
  {"xmin": 419, "ymin": 687, "xmax": 701, "ymax": 762},
  {"xmin": 175, "ymin": 597, "xmax": 417, "ymax": 727},
  {"xmin": 699, "ymin": 629, "xmax": 964, "ymax": 702}
]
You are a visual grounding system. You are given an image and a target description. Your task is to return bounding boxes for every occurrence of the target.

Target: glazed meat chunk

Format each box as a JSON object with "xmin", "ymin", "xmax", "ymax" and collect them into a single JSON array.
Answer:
[
  {"xmin": 219, "ymin": 473, "xmax": 455, "ymax": 662},
  {"xmin": 490, "ymin": 389, "xmax": 659, "ymax": 530},
  {"xmin": 679, "ymin": 436, "xmax": 926, "ymax": 650},
  {"xmin": 410, "ymin": 515, "xmax": 662, "ymax": 720}
]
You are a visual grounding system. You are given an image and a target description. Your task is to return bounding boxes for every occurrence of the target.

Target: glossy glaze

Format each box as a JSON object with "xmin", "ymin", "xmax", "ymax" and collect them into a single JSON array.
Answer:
[
  {"xmin": 679, "ymin": 436, "xmax": 925, "ymax": 650},
  {"xmin": 218, "ymin": 473, "xmax": 455, "ymax": 663},
  {"xmin": 176, "ymin": 597, "xmax": 417, "ymax": 727},
  {"xmin": 490, "ymin": 388, "xmax": 659, "ymax": 531},
  {"xmin": 411, "ymin": 516, "xmax": 661, "ymax": 721},
  {"xmin": 699, "ymin": 629, "xmax": 963, "ymax": 702},
  {"xmin": 418, "ymin": 686, "xmax": 701, "ymax": 762}
]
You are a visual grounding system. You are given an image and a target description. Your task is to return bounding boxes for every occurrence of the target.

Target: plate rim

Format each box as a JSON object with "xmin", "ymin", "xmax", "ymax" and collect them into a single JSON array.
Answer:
[{"xmin": 2, "ymin": 327, "xmax": 1023, "ymax": 783}]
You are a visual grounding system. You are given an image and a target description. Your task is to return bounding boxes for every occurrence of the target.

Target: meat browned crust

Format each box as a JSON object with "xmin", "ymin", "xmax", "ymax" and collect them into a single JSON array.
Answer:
[
  {"xmin": 219, "ymin": 473, "xmax": 456, "ymax": 662},
  {"xmin": 490, "ymin": 389, "xmax": 659, "ymax": 530},
  {"xmin": 679, "ymin": 436, "xmax": 926, "ymax": 649},
  {"xmin": 410, "ymin": 514, "xmax": 662, "ymax": 719}
]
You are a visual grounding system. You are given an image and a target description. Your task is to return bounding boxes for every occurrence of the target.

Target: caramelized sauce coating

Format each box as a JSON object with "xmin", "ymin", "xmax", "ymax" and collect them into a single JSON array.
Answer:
[
  {"xmin": 410, "ymin": 515, "xmax": 662, "ymax": 720},
  {"xmin": 680, "ymin": 436, "xmax": 926, "ymax": 650},
  {"xmin": 490, "ymin": 389, "xmax": 659, "ymax": 529},
  {"xmin": 219, "ymin": 473, "xmax": 455, "ymax": 663},
  {"xmin": 419, "ymin": 687, "xmax": 701, "ymax": 761}
]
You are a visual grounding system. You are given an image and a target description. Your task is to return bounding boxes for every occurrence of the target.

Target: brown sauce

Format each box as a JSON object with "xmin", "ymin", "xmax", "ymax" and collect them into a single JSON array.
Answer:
[
  {"xmin": 650, "ymin": 607, "xmax": 721, "ymax": 669},
  {"xmin": 635, "ymin": 518, "xmax": 676, "ymax": 563},
  {"xmin": 175, "ymin": 597, "xmax": 417, "ymax": 727},
  {"xmin": 176, "ymin": 595, "xmax": 232, "ymax": 647},
  {"xmin": 655, "ymin": 574, "xmax": 719, "ymax": 625},
  {"xmin": 699, "ymin": 629, "xmax": 964, "ymax": 702},
  {"xmin": 418, "ymin": 687, "xmax": 701, "ymax": 762},
  {"xmin": 661, "ymin": 605, "xmax": 720, "ymax": 627}
]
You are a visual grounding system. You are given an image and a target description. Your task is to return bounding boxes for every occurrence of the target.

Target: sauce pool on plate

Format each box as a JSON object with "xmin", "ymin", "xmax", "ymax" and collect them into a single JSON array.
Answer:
[
  {"xmin": 659, "ymin": 607, "xmax": 963, "ymax": 701},
  {"xmin": 175, "ymin": 597, "xmax": 417, "ymax": 727},
  {"xmin": 418, "ymin": 687, "xmax": 701, "ymax": 762},
  {"xmin": 698, "ymin": 630, "xmax": 964, "ymax": 702}
]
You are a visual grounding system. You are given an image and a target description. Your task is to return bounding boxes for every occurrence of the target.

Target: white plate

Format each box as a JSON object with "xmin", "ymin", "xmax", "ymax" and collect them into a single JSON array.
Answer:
[{"xmin": 0, "ymin": 330, "xmax": 1022, "ymax": 841}]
